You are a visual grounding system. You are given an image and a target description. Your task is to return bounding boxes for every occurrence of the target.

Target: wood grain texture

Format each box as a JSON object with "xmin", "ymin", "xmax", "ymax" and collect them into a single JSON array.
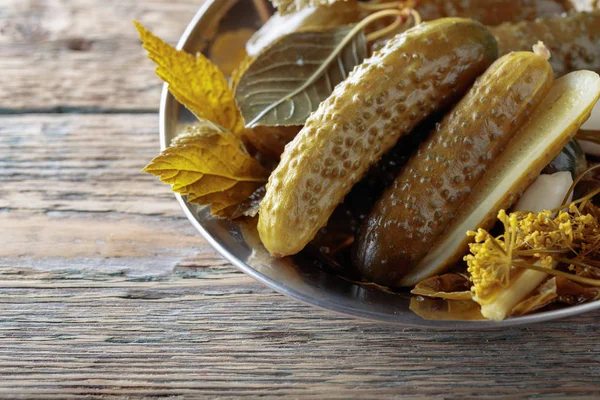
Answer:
[
  {"xmin": 0, "ymin": 0, "xmax": 199, "ymax": 112},
  {"xmin": 0, "ymin": 114, "xmax": 214, "ymax": 275},
  {"xmin": 1, "ymin": 269, "xmax": 600, "ymax": 399},
  {"xmin": 2, "ymin": 0, "xmax": 600, "ymax": 398}
]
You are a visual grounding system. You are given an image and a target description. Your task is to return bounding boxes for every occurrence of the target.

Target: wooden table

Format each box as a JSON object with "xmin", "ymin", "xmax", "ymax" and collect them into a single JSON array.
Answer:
[{"xmin": 1, "ymin": 0, "xmax": 600, "ymax": 398}]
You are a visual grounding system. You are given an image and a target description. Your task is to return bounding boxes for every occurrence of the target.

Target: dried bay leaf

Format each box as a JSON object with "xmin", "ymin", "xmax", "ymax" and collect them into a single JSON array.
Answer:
[
  {"xmin": 555, "ymin": 276, "xmax": 600, "ymax": 305},
  {"xmin": 409, "ymin": 297, "xmax": 485, "ymax": 321},
  {"xmin": 511, "ymin": 275, "xmax": 600, "ymax": 317},
  {"xmin": 411, "ymin": 273, "xmax": 473, "ymax": 301},
  {"xmin": 235, "ymin": 25, "xmax": 368, "ymax": 127},
  {"xmin": 135, "ymin": 21, "xmax": 244, "ymax": 134},
  {"xmin": 143, "ymin": 125, "xmax": 268, "ymax": 218}
]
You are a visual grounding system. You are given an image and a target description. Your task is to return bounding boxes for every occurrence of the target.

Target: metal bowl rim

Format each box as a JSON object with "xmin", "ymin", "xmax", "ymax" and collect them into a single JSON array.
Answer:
[{"xmin": 158, "ymin": 0, "xmax": 600, "ymax": 328}]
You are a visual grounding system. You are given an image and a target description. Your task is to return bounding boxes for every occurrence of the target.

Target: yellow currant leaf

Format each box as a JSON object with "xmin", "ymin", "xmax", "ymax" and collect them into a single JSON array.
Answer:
[
  {"xmin": 177, "ymin": 175, "xmax": 238, "ymax": 197},
  {"xmin": 190, "ymin": 181, "xmax": 260, "ymax": 218},
  {"xmin": 272, "ymin": 0, "xmax": 348, "ymax": 15},
  {"xmin": 143, "ymin": 125, "xmax": 268, "ymax": 218},
  {"xmin": 134, "ymin": 21, "xmax": 244, "ymax": 134}
]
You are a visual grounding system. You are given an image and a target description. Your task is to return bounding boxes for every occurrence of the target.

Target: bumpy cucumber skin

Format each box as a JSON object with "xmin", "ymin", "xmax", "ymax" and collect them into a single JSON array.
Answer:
[
  {"xmin": 355, "ymin": 51, "xmax": 553, "ymax": 286},
  {"xmin": 491, "ymin": 10, "xmax": 600, "ymax": 77},
  {"xmin": 416, "ymin": 0, "xmax": 568, "ymax": 26},
  {"xmin": 404, "ymin": 71, "xmax": 600, "ymax": 287},
  {"xmin": 258, "ymin": 18, "xmax": 499, "ymax": 257}
]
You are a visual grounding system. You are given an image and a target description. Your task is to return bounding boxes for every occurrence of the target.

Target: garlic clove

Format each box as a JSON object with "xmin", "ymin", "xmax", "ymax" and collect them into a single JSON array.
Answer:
[{"xmin": 514, "ymin": 171, "xmax": 573, "ymax": 213}]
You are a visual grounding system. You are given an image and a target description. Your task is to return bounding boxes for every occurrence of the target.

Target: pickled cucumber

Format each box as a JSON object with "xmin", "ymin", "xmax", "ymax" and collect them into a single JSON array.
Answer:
[
  {"xmin": 258, "ymin": 18, "xmax": 498, "ymax": 257},
  {"xmin": 416, "ymin": 0, "xmax": 569, "ymax": 26},
  {"xmin": 409, "ymin": 71, "xmax": 600, "ymax": 287},
  {"xmin": 490, "ymin": 10, "xmax": 600, "ymax": 77},
  {"xmin": 355, "ymin": 50, "xmax": 554, "ymax": 286}
]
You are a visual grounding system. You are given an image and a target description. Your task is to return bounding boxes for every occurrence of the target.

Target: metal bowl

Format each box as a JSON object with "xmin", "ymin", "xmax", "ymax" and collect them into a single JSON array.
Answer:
[{"xmin": 159, "ymin": 0, "xmax": 600, "ymax": 328}]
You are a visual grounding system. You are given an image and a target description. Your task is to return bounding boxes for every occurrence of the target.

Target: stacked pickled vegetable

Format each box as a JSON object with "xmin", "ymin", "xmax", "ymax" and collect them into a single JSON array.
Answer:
[{"xmin": 139, "ymin": 0, "xmax": 600, "ymax": 321}]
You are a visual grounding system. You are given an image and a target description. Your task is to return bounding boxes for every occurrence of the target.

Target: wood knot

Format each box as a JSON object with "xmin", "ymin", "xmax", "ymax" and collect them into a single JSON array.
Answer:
[{"xmin": 67, "ymin": 38, "xmax": 93, "ymax": 51}]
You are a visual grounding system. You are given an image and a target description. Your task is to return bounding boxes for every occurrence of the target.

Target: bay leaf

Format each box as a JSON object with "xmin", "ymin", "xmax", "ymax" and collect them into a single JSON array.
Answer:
[
  {"xmin": 409, "ymin": 297, "xmax": 485, "ymax": 321},
  {"xmin": 411, "ymin": 273, "xmax": 474, "ymax": 301},
  {"xmin": 235, "ymin": 24, "xmax": 368, "ymax": 127}
]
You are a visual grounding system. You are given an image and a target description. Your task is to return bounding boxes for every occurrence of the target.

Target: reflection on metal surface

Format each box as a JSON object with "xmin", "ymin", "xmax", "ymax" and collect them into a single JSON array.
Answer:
[{"xmin": 159, "ymin": 0, "xmax": 600, "ymax": 328}]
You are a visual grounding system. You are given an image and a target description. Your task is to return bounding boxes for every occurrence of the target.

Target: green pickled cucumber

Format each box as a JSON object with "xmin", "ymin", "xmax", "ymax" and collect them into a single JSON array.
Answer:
[
  {"xmin": 416, "ymin": 0, "xmax": 569, "ymax": 26},
  {"xmin": 490, "ymin": 10, "xmax": 600, "ymax": 77},
  {"xmin": 355, "ymin": 50, "xmax": 554, "ymax": 287},
  {"xmin": 410, "ymin": 71, "xmax": 600, "ymax": 287},
  {"xmin": 258, "ymin": 18, "xmax": 498, "ymax": 257}
]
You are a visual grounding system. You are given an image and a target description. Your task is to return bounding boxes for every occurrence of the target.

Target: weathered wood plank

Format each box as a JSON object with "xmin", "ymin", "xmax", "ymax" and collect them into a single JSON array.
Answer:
[
  {"xmin": 0, "ymin": 114, "xmax": 179, "ymax": 216},
  {"xmin": 0, "ymin": 114, "xmax": 225, "ymax": 275},
  {"xmin": 0, "ymin": 269, "xmax": 598, "ymax": 399},
  {"xmin": 0, "ymin": 0, "xmax": 202, "ymax": 112}
]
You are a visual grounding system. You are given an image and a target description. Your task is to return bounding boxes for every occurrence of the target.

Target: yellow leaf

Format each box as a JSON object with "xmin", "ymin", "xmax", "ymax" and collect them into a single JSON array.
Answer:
[
  {"xmin": 143, "ymin": 125, "xmax": 268, "ymax": 217},
  {"xmin": 190, "ymin": 181, "xmax": 260, "ymax": 218},
  {"xmin": 179, "ymin": 175, "xmax": 238, "ymax": 197},
  {"xmin": 134, "ymin": 21, "xmax": 244, "ymax": 134}
]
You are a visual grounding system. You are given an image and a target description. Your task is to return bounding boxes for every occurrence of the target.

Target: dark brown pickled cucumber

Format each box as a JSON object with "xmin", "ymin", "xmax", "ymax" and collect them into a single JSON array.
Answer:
[
  {"xmin": 258, "ymin": 18, "xmax": 499, "ymax": 257},
  {"xmin": 355, "ymin": 51, "xmax": 554, "ymax": 286},
  {"xmin": 490, "ymin": 10, "xmax": 600, "ymax": 77},
  {"xmin": 416, "ymin": 0, "xmax": 569, "ymax": 26}
]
